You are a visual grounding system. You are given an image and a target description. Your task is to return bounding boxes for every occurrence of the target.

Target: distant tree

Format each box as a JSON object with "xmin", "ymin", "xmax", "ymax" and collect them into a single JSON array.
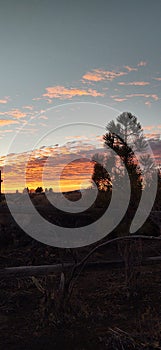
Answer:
[
  {"xmin": 49, "ymin": 187, "xmax": 53, "ymax": 193},
  {"xmin": 92, "ymin": 161, "xmax": 112, "ymax": 191},
  {"xmin": 35, "ymin": 186, "xmax": 43, "ymax": 194},
  {"xmin": 23, "ymin": 187, "xmax": 29, "ymax": 193}
]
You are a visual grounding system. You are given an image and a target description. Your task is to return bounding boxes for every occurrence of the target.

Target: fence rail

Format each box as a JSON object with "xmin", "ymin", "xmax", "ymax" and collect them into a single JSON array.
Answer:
[{"xmin": 1, "ymin": 256, "xmax": 161, "ymax": 279}]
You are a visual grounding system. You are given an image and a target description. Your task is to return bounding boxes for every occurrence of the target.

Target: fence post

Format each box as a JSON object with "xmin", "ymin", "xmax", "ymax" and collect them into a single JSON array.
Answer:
[{"xmin": 0, "ymin": 170, "xmax": 3, "ymax": 201}]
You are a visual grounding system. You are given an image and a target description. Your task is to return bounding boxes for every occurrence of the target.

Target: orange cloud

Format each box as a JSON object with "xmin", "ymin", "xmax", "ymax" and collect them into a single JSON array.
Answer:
[
  {"xmin": 118, "ymin": 81, "xmax": 150, "ymax": 86},
  {"xmin": 0, "ymin": 109, "xmax": 27, "ymax": 119},
  {"xmin": 0, "ymin": 99, "xmax": 8, "ymax": 104},
  {"xmin": 0, "ymin": 119, "xmax": 19, "ymax": 126},
  {"xmin": 82, "ymin": 68, "xmax": 127, "ymax": 82},
  {"xmin": 137, "ymin": 61, "xmax": 147, "ymax": 67},
  {"xmin": 2, "ymin": 149, "xmax": 95, "ymax": 192},
  {"xmin": 0, "ymin": 96, "xmax": 10, "ymax": 104},
  {"xmin": 124, "ymin": 65, "xmax": 138, "ymax": 72},
  {"xmin": 2, "ymin": 137, "xmax": 161, "ymax": 193},
  {"xmin": 154, "ymin": 77, "xmax": 161, "ymax": 81},
  {"xmin": 43, "ymin": 86, "xmax": 104, "ymax": 99},
  {"xmin": 9, "ymin": 109, "xmax": 27, "ymax": 119}
]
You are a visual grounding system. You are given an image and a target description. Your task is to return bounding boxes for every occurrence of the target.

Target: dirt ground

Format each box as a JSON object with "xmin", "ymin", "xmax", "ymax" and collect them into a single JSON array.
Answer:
[
  {"xmin": 1, "ymin": 232, "xmax": 161, "ymax": 349},
  {"xmin": 0, "ymin": 193, "xmax": 161, "ymax": 349}
]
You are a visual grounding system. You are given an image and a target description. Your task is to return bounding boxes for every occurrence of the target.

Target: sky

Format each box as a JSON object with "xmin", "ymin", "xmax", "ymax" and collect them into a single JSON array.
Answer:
[{"xmin": 0, "ymin": 0, "xmax": 161, "ymax": 191}]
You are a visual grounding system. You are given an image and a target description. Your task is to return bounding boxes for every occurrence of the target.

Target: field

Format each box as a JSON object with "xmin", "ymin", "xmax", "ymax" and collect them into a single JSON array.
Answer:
[{"xmin": 0, "ymin": 193, "xmax": 161, "ymax": 349}]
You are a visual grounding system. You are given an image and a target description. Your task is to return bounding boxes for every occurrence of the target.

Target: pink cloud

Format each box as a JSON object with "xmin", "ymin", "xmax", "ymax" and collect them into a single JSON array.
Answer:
[
  {"xmin": 145, "ymin": 101, "xmax": 151, "ymax": 107},
  {"xmin": 82, "ymin": 68, "xmax": 127, "ymax": 82},
  {"xmin": 154, "ymin": 77, "xmax": 161, "ymax": 81},
  {"xmin": 137, "ymin": 61, "xmax": 147, "ymax": 67},
  {"xmin": 23, "ymin": 105, "xmax": 33, "ymax": 110},
  {"xmin": 144, "ymin": 125, "xmax": 155, "ymax": 131},
  {"xmin": 43, "ymin": 86, "xmax": 104, "ymax": 99},
  {"xmin": 38, "ymin": 115, "xmax": 48, "ymax": 120},
  {"xmin": 113, "ymin": 97, "xmax": 127, "ymax": 102},
  {"xmin": 126, "ymin": 93, "xmax": 159, "ymax": 101},
  {"xmin": 3, "ymin": 129, "xmax": 15, "ymax": 133},
  {"xmin": 32, "ymin": 97, "xmax": 42, "ymax": 101},
  {"xmin": 145, "ymin": 133, "xmax": 161, "ymax": 139},
  {"xmin": 118, "ymin": 81, "xmax": 150, "ymax": 86}
]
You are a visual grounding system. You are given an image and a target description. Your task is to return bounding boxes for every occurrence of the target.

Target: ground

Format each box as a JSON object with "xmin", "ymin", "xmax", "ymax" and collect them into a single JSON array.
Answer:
[
  {"xmin": 0, "ymin": 195, "xmax": 161, "ymax": 349},
  {"xmin": 1, "ymin": 234, "xmax": 161, "ymax": 349}
]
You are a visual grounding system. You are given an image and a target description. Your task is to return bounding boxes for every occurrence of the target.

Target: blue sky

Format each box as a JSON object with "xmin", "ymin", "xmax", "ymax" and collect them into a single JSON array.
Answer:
[{"xmin": 0, "ymin": 0, "xmax": 161, "ymax": 156}]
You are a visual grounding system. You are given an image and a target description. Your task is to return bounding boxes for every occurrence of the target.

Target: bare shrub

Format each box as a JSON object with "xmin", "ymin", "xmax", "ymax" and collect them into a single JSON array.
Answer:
[{"xmin": 117, "ymin": 238, "xmax": 143, "ymax": 297}]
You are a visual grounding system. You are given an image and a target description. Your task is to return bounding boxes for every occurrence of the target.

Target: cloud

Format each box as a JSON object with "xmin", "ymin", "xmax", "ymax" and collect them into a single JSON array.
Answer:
[
  {"xmin": 2, "ymin": 142, "xmax": 98, "ymax": 192},
  {"xmin": 144, "ymin": 125, "xmax": 161, "ymax": 132},
  {"xmin": 0, "ymin": 99, "xmax": 8, "ymax": 104},
  {"xmin": 145, "ymin": 101, "xmax": 151, "ymax": 107},
  {"xmin": 65, "ymin": 135, "xmax": 89, "ymax": 141},
  {"xmin": 0, "ymin": 109, "xmax": 27, "ymax": 119},
  {"xmin": 137, "ymin": 61, "xmax": 147, "ymax": 67},
  {"xmin": 82, "ymin": 68, "xmax": 127, "ymax": 82},
  {"xmin": 0, "ymin": 119, "xmax": 19, "ymax": 126},
  {"xmin": 38, "ymin": 115, "xmax": 48, "ymax": 120},
  {"xmin": 2, "ymin": 137, "xmax": 161, "ymax": 193},
  {"xmin": 0, "ymin": 96, "xmax": 10, "ymax": 104},
  {"xmin": 124, "ymin": 65, "xmax": 138, "ymax": 72},
  {"xmin": 154, "ymin": 77, "xmax": 161, "ymax": 81},
  {"xmin": 126, "ymin": 93, "xmax": 159, "ymax": 101},
  {"xmin": 111, "ymin": 93, "xmax": 160, "ymax": 106},
  {"xmin": 146, "ymin": 133, "xmax": 161, "ymax": 140},
  {"xmin": 9, "ymin": 109, "xmax": 27, "ymax": 119},
  {"xmin": 23, "ymin": 105, "xmax": 33, "ymax": 110},
  {"xmin": 2, "ymin": 129, "xmax": 15, "ymax": 133},
  {"xmin": 43, "ymin": 86, "xmax": 104, "ymax": 99},
  {"xmin": 111, "ymin": 96, "xmax": 127, "ymax": 102},
  {"xmin": 144, "ymin": 125, "xmax": 155, "ymax": 131},
  {"xmin": 32, "ymin": 97, "xmax": 42, "ymax": 101},
  {"xmin": 118, "ymin": 81, "xmax": 150, "ymax": 86}
]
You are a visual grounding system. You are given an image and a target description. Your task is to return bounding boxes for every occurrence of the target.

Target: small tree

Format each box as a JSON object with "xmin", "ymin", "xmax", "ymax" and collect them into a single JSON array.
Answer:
[
  {"xmin": 23, "ymin": 187, "xmax": 29, "ymax": 193},
  {"xmin": 35, "ymin": 186, "xmax": 43, "ymax": 194}
]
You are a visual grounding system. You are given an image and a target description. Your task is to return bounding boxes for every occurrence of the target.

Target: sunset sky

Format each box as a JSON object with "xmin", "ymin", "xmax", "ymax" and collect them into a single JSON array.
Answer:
[{"xmin": 0, "ymin": 0, "xmax": 161, "ymax": 192}]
